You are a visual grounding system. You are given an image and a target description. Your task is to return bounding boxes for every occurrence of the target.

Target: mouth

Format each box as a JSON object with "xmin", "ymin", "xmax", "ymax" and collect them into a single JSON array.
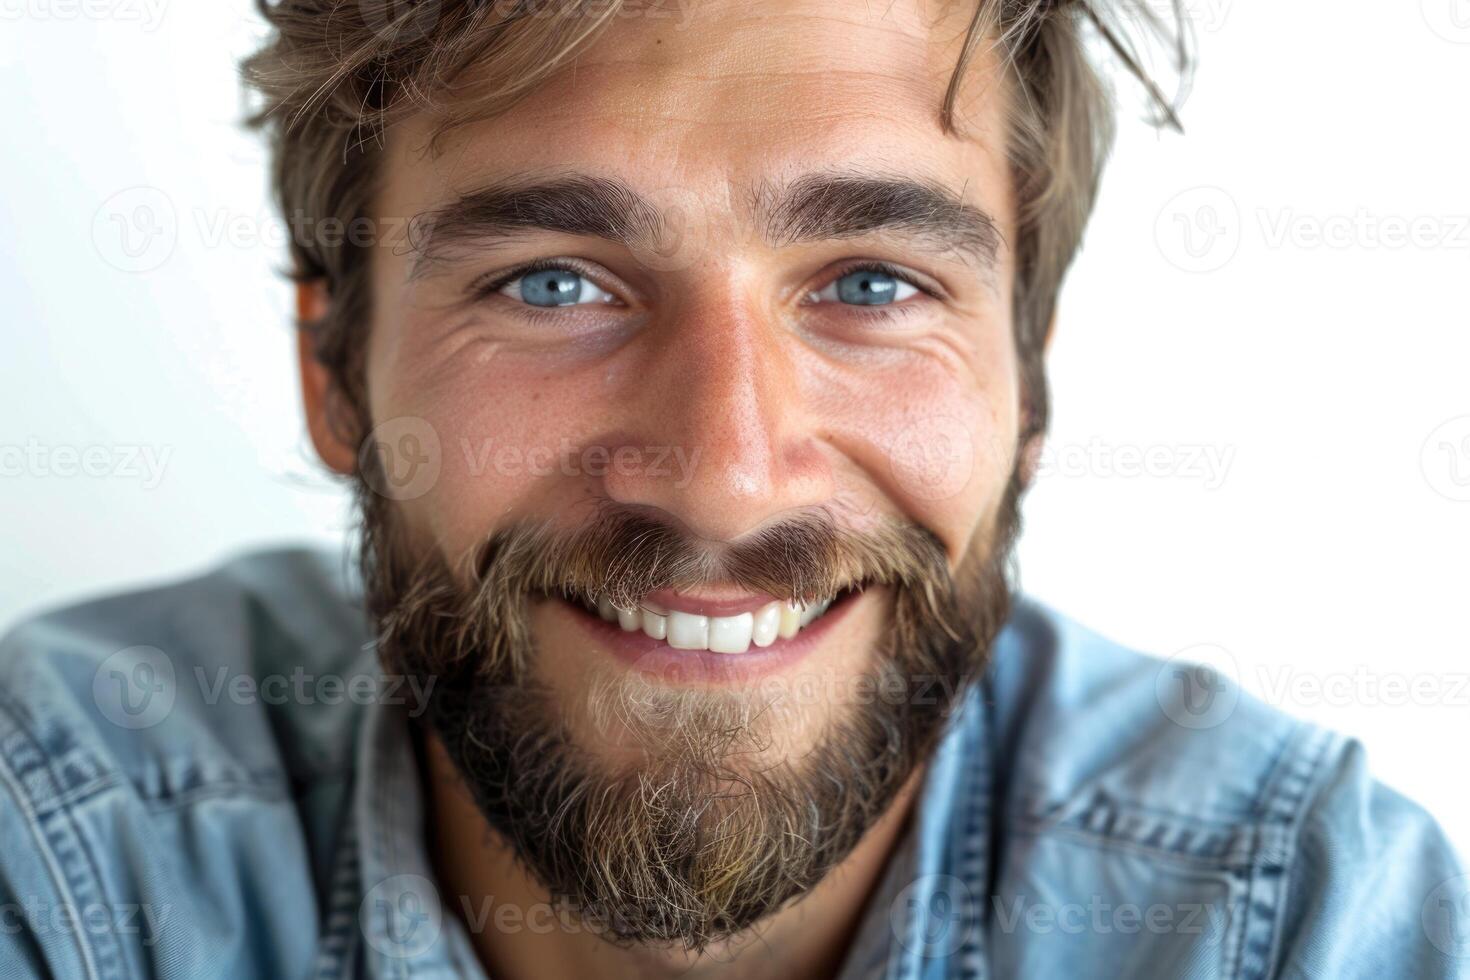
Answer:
[
  {"xmin": 558, "ymin": 584, "xmax": 868, "ymax": 681},
  {"xmin": 574, "ymin": 589, "xmax": 849, "ymax": 654}
]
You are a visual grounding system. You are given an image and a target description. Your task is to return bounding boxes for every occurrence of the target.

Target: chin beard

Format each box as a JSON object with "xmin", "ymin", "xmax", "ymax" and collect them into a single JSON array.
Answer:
[{"xmin": 359, "ymin": 490, "xmax": 1021, "ymax": 950}]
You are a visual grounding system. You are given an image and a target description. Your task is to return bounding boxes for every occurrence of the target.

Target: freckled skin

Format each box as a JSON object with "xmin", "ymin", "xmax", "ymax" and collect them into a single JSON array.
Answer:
[{"xmin": 306, "ymin": 1, "xmax": 1026, "ymax": 977}]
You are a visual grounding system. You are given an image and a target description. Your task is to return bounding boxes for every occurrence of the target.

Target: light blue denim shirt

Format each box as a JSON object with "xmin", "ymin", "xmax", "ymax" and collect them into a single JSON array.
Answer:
[{"xmin": 0, "ymin": 547, "xmax": 1464, "ymax": 979}]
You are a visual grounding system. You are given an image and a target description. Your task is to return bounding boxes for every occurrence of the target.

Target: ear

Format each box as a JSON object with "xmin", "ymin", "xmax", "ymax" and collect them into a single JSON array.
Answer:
[
  {"xmin": 1017, "ymin": 310, "xmax": 1059, "ymax": 487},
  {"xmin": 296, "ymin": 281, "xmax": 358, "ymax": 476}
]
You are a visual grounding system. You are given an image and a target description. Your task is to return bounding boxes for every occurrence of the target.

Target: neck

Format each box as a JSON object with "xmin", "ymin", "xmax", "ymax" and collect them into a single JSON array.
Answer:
[{"xmin": 421, "ymin": 732, "xmax": 925, "ymax": 980}]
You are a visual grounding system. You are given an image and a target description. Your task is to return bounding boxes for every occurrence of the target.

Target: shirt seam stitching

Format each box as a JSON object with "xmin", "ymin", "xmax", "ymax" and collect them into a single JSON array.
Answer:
[{"xmin": 0, "ymin": 698, "xmax": 112, "ymax": 980}]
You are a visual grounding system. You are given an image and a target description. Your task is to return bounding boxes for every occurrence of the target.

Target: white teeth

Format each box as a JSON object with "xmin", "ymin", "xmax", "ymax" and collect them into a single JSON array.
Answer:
[
  {"xmin": 777, "ymin": 600, "xmax": 802, "ymax": 639},
  {"xmin": 590, "ymin": 594, "xmax": 839, "ymax": 653},
  {"xmin": 708, "ymin": 612, "xmax": 754, "ymax": 654},
  {"xmin": 666, "ymin": 610, "xmax": 709, "ymax": 650},
  {"xmin": 641, "ymin": 608, "xmax": 668, "ymax": 640},
  {"xmin": 751, "ymin": 602, "xmax": 780, "ymax": 648}
]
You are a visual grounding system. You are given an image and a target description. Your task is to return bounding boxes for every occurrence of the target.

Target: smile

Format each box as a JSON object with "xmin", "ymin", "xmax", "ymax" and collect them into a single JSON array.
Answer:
[{"xmin": 573, "ymin": 591, "xmax": 848, "ymax": 654}]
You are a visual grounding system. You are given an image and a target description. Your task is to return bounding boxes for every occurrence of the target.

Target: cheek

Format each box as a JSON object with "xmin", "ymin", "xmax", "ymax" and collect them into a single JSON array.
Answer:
[
  {"xmin": 807, "ymin": 329, "xmax": 1021, "ymax": 562},
  {"xmin": 367, "ymin": 339, "xmax": 617, "ymax": 553}
]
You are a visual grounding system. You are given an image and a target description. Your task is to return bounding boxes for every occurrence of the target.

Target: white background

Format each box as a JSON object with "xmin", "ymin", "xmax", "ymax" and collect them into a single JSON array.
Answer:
[{"xmin": 1, "ymin": 0, "xmax": 1467, "ymax": 854}]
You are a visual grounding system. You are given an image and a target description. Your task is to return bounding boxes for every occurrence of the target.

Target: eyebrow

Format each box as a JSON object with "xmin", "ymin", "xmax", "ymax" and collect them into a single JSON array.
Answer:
[
  {"xmin": 758, "ymin": 171, "xmax": 1003, "ymax": 270},
  {"xmin": 407, "ymin": 169, "xmax": 1002, "ymax": 278},
  {"xmin": 407, "ymin": 175, "xmax": 665, "ymax": 277}
]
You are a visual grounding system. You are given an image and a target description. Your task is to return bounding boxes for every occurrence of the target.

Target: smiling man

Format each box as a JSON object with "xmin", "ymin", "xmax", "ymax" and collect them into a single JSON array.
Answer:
[{"xmin": 0, "ymin": 1, "xmax": 1465, "ymax": 978}]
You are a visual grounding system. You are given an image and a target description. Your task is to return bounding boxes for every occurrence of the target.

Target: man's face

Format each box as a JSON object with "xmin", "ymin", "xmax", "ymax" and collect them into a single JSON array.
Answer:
[{"xmin": 337, "ymin": 0, "xmax": 1025, "ymax": 947}]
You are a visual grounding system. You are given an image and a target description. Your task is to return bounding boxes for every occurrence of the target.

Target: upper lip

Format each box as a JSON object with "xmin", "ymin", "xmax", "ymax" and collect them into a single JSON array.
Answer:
[{"xmin": 640, "ymin": 588, "xmax": 786, "ymax": 617}]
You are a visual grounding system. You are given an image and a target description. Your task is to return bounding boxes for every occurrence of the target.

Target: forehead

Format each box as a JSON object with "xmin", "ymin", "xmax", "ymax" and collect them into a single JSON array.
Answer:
[{"xmin": 379, "ymin": 0, "xmax": 1013, "ymax": 240}]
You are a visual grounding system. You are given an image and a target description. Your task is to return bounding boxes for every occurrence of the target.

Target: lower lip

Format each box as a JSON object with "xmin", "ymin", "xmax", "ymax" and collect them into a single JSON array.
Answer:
[{"xmin": 562, "ymin": 591, "xmax": 862, "ymax": 684}]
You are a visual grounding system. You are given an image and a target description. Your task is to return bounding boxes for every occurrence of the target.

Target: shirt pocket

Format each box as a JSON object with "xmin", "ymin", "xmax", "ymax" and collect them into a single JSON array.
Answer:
[{"xmin": 989, "ymin": 827, "xmax": 1249, "ymax": 979}]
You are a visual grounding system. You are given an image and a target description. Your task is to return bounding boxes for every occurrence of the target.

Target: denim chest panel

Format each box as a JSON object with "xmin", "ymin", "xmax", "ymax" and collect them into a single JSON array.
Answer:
[{"xmin": 853, "ymin": 634, "xmax": 1340, "ymax": 980}]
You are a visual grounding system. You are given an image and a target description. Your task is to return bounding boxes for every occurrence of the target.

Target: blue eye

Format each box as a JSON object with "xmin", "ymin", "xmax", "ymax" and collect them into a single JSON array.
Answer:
[
  {"xmin": 501, "ymin": 267, "xmax": 616, "ymax": 307},
  {"xmin": 811, "ymin": 268, "xmax": 920, "ymax": 306}
]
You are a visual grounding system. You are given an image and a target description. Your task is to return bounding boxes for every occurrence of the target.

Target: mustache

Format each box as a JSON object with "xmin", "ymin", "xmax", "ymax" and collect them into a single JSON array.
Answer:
[
  {"xmin": 368, "ymin": 502, "xmax": 964, "ymax": 679},
  {"xmin": 478, "ymin": 504, "xmax": 952, "ymax": 608}
]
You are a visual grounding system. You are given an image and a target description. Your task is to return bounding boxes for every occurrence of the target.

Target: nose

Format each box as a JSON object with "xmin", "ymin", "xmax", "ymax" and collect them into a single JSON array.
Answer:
[{"xmin": 602, "ymin": 295, "xmax": 832, "ymax": 542}]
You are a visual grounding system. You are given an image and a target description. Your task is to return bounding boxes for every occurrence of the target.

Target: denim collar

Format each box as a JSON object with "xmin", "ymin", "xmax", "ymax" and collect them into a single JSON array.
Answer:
[
  {"xmin": 837, "ymin": 684, "xmax": 994, "ymax": 980},
  {"xmin": 315, "ymin": 692, "xmax": 487, "ymax": 980}
]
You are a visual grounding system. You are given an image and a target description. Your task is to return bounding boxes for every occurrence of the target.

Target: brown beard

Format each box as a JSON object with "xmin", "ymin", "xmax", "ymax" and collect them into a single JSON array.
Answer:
[{"xmin": 360, "ymin": 481, "xmax": 1023, "ymax": 950}]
